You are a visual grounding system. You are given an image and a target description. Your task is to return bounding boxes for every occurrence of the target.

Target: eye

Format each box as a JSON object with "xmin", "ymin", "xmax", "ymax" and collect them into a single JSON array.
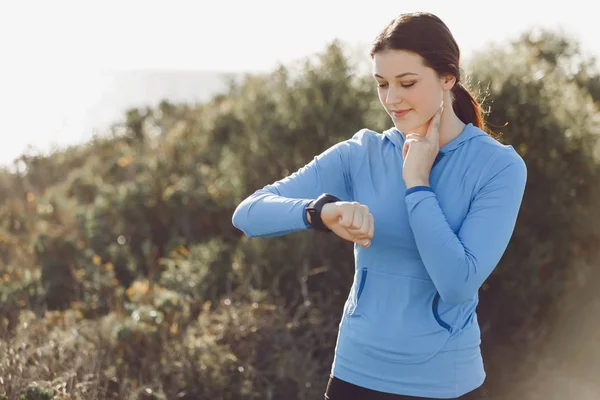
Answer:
[
  {"xmin": 401, "ymin": 82, "xmax": 416, "ymax": 89},
  {"xmin": 377, "ymin": 83, "xmax": 388, "ymax": 88}
]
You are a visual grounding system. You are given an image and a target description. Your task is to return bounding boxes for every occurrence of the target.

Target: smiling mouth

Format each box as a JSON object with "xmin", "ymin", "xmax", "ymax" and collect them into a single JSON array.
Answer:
[{"xmin": 391, "ymin": 109, "xmax": 411, "ymax": 118}]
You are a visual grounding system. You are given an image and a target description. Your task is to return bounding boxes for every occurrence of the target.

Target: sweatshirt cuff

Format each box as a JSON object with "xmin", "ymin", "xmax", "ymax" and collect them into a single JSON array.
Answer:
[
  {"xmin": 302, "ymin": 203, "xmax": 312, "ymax": 229},
  {"xmin": 405, "ymin": 185, "xmax": 434, "ymax": 196}
]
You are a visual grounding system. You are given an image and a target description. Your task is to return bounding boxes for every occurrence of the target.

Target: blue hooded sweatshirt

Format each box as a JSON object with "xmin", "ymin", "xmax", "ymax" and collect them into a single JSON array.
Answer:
[{"xmin": 232, "ymin": 123, "xmax": 527, "ymax": 398}]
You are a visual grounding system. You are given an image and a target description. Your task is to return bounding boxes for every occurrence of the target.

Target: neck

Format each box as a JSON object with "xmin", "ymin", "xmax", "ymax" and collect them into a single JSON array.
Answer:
[
  {"xmin": 413, "ymin": 106, "xmax": 466, "ymax": 148},
  {"xmin": 439, "ymin": 108, "xmax": 467, "ymax": 148}
]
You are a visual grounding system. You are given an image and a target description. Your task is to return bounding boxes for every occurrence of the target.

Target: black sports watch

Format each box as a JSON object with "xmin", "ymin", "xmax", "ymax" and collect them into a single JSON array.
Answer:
[{"xmin": 306, "ymin": 193, "xmax": 340, "ymax": 232}]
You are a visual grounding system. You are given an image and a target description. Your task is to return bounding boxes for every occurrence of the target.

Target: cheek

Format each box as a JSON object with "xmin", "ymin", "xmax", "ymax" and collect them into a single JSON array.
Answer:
[
  {"xmin": 408, "ymin": 86, "xmax": 430, "ymax": 109},
  {"xmin": 377, "ymin": 89, "xmax": 386, "ymax": 106},
  {"xmin": 412, "ymin": 84, "xmax": 442, "ymax": 115}
]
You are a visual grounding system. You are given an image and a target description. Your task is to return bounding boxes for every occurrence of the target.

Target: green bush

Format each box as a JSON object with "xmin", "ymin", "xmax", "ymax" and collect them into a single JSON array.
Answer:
[
  {"xmin": 18, "ymin": 387, "xmax": 57, "ymax": 400},
  {"xmin": 0, "ymin": 30, "xmax": 597, "ymax": 399}
]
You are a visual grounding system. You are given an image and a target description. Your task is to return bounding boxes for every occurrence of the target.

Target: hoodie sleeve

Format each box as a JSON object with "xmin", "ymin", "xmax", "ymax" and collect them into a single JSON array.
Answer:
[
  {"xmin": 231, "ymin": 131, "xmax": 363, "ymax": 238},
  {"xmin": 404, "ymin": 149, "xmax": 527, "ymax": 305}
]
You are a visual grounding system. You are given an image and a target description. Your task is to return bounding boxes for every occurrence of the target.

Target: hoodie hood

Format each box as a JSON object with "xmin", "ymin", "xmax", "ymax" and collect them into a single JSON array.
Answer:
[{"xmin": 383, "ymin": 123, "xmax": 488, "ymax": 154}]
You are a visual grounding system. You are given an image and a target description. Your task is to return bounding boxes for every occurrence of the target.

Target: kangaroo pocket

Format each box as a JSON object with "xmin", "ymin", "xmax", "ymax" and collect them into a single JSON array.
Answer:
[{"xmin": 345, "ymin": 268, "xmax": 452, "ymax": 364}]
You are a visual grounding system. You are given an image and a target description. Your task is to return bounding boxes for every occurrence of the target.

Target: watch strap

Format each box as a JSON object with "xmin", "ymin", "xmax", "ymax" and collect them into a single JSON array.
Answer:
[{"xmin": 306, "ymin": 193, "xmax": 340, "ymax": 232}]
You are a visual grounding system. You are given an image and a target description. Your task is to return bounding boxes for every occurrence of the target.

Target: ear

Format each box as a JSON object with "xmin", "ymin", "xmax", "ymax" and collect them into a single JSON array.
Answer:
[{"xmin": 440, "ymin": 74, "xmax": 456, "ymax": 91}]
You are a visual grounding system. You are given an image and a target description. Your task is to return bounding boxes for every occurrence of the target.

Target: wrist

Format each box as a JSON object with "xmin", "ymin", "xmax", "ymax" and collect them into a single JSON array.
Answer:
[
  {"xmin": 320, "ymin": 203, "xmax": 337, "ymax": 223},
  {"xmin": 306, "ymin": 194, "xmax": 340, "ymax": 232}
]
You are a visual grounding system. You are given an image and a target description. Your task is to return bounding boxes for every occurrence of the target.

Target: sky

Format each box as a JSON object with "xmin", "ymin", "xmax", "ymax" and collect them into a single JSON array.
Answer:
[{"xmin": 1, "ymin": 0, "xmax": 599, "ymax": 167}]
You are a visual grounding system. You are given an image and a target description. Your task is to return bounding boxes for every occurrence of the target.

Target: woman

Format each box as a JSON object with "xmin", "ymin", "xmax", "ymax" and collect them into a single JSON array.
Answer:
[{"xmin": 232, "ymin": 12, "xmax": 527, "ymax": 400}]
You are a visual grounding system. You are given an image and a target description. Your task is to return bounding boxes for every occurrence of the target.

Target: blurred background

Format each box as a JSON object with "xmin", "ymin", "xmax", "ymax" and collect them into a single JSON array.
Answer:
[{"xmin": 1, "ymin": 1, "xmax": 599, "ymax": 399}]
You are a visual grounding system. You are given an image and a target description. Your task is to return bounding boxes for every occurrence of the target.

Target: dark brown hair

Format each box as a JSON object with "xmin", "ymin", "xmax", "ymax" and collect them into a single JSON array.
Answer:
[{"xmin": 370, "ymin": 12, "xmax": 485, "ymax": 131}]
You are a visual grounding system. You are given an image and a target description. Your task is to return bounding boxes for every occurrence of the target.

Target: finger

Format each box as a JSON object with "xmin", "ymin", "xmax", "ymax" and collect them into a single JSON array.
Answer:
[
  {"xmin": 350, "ymin": 204, "xmax": 364, "ymax": 229},
  {"xmin": 426, "ymin": 104, "xmax": 444, "ymax": 144},
  {"xmin": 367, "ymin": 213, "xmax": 374, "ymax": 239},
  {"xmin": 404, "ymin": 139, "xmax": 421, "ymax": 159},
  {"xmin": 427, "ymin": 105, "xmax": 443, "ymax": 141},
  {"xmin": 338, "ymin": 204, "xmax": 356, "ymax": 229},
  {"xmin": 356, "ymin": 238, "xmax": 371, "ymax": 248},
  {"xmin": 404, "ymin": 138, "xmax": 423, "ymax": 149},
  {"xmin": 349, "ymin": 206, "xmax": 370, "ymax": 237},
  {"xmin": 359, "ymin": 207, "xmax": 371, "ymax": 236},
  {"xmin": 403, "ymin": 139, "xmax": 422, "ymax": 158}
]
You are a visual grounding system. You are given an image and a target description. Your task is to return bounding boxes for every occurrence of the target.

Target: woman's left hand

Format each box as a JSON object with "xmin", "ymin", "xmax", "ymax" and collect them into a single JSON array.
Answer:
[{"xmin": 402, "ymin": 104, "xmax": 443, "ymax": 188}]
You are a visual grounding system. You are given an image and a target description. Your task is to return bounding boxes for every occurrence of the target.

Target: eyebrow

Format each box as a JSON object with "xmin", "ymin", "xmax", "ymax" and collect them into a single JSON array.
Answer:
[{"xmin": 373, "ymin": 72, "xmax": 419, "ymax": 79}]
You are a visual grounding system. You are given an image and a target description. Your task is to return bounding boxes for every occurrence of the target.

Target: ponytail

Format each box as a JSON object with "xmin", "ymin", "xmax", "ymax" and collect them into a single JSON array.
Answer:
[{"xmin": 451, "ymin": 82, "xmax": 485, "ymax": 130}]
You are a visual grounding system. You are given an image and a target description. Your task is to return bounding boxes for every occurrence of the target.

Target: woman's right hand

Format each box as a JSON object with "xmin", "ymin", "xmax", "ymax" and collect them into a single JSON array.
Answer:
[{"xmin": 320, "ymin": 202, "xmax": 374, "ymax": 248}]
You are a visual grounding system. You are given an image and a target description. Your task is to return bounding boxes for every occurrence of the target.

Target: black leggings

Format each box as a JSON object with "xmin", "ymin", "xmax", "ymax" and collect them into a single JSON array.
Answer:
[{"xmin": 324, "ymin": 376, "xmax": 487, "ymax": 400}]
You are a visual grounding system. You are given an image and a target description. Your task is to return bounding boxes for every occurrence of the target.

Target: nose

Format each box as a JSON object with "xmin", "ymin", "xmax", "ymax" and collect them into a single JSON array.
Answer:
[{"xmin": 385, "ymin": 85, "xmax": 401, "ymax": 106}]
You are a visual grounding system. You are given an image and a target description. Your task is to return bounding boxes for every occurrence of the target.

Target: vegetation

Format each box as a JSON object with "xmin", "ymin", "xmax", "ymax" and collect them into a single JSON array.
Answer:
[{"xmin": 1, "ymin": 30, "xmax": 599, "ymax": 399}]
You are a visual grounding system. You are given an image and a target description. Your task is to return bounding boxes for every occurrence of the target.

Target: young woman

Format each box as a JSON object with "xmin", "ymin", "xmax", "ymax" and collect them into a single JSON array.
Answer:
[{"xmin": 232, "ymin": 12, "xmax": 527, "ymax": 400}]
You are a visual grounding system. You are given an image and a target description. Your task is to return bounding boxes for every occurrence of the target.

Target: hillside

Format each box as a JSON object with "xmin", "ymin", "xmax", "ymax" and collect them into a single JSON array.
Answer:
[{"xmin": 1, "ymin": 34, "xmax": 599, "ymax": 400}]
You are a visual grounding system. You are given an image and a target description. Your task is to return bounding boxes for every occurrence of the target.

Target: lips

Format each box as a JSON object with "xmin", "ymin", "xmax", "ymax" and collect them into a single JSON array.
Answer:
[{"xmin": 391, "ymin": 109, "xmax": 411, "ymax": 119}]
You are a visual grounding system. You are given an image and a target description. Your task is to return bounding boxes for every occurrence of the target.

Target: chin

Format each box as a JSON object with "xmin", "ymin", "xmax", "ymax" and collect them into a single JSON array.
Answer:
[
  {"xmin": 393, "ymin": 117, "xmax": 426, "ymax": 134},
  {"xmin": 393, "ymin": 120, "xmax": 418, "ymax": 133}
]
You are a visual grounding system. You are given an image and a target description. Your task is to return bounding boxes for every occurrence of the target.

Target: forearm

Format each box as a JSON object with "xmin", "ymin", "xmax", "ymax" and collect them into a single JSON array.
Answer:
[
  {"xmin": 405, "ymin": 179, "xmax": 524, "ymax": 305},
  {"xmin": 231, "ymin": 133, "xmax": 362, "ymax": 238},
  {"xmin": 232, "ymin": 188, "xmax": 313, "ymax": 237},
  {"xmin": 406, "ymin": 191, "xmax": 486, "ymax": 304}
]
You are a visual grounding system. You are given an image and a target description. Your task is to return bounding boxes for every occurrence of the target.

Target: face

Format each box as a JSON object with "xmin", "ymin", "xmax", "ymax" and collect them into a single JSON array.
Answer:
[{"xmin": 373, "ymin": 50, "xmax": 453, "ymax": 135}]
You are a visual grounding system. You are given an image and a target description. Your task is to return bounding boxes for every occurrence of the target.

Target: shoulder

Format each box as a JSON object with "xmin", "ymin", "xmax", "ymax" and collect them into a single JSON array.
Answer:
[
  {"xmin": 463, "ymin": 127, "xmax": 527, "ymax": 194},
  {"xmin": 331, "ymin": 128, "xmax": 384, "ymax": 154},
  {"xmin": 349, "ymin": 128, "xmax": 384, "ymax": 144},
  {"xmin": 311, "ymin": 128, "xmax": 381, "ymax": 168},
  {"xmin": 350, "ymin": 127, "xmax": 396, "ymax": 151},
  {"xmin": 471, "ymin": 127, "xmax": 526, "ymax": 174}
]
